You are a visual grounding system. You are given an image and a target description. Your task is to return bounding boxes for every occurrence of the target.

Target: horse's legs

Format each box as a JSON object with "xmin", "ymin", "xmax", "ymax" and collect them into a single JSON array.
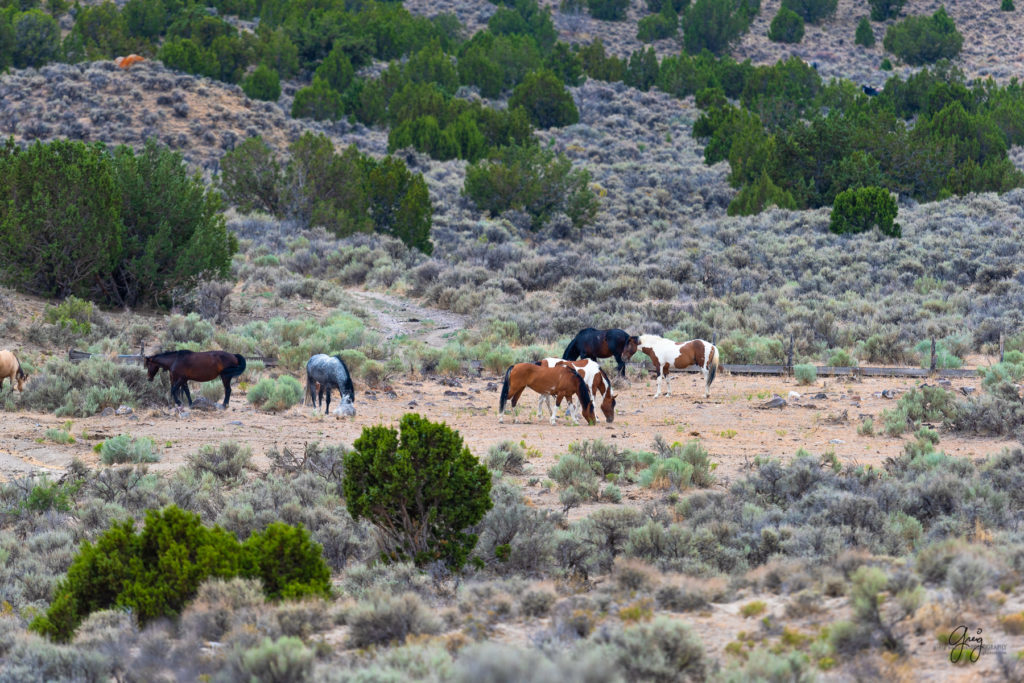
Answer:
[
  {"xmin": 613, "ymin": 352, "xmax": 626, "ymax": 377},
  {"xmin": 182, "ymin": 381, "xmax": 194, "ymax": 407},
  {"xmin": 169, "ymin": 377, "xmax": 181, "ymax": 406},
  {"xmin": 538, "ymin": 394, "xmax": 551, "ymax": 421},
  {"xmin": 221, "ymin": 374, "xmax": 232, "ymax": 407}
]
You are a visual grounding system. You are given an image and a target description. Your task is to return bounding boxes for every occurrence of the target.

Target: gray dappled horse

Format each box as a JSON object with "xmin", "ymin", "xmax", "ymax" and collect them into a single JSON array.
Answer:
[{"xmin": 305, "ymin": 354, "xmax": 355, "ymax": 416}]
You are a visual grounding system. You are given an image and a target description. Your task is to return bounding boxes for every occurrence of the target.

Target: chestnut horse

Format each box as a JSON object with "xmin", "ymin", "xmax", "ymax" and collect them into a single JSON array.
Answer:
[
  {"xmin": 498, "ymin": 362, "xmax": 596, "ymax": 425},
  {"xmin": 0, "ymin": 350, "xmax": 27, "ymax": 392},
  {"xmin": 537, "ymin": 358, "xmax": 616, "ymax": 423},
  {"xmin": 145, "ymin": 350, "xmax": 246, "ymax": 408},
  {"xmin": 562, "ymin": 328, "xmax": 640, "ymax": 377},
  {"xmin": 637, "ymin": 334, "xmax": 720, "ymax": 398}
]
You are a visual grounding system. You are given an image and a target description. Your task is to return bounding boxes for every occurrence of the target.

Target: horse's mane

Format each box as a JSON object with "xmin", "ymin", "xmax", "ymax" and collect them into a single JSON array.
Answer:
[{"xmin": 573, "ymin": 371, "xmax": 593, "ymax": 411}]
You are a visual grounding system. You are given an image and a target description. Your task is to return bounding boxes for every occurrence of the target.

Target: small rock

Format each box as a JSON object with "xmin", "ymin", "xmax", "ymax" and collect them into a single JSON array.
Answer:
[
  {"xmin": 100, "ymin": 407, "xmax": 115, "ymax": 417},
  {"xmin": 190, "ymin": 397, "xmax": 218, "ymax": 412},
  {"xmin": 408, "ymin": 401, "xmax": 418, "ymax": 408},
  {"xmin": 444, "ymin": 390, "xmax": 467, "ymax": 397},
  {"xmin": 829, "ymin": 438, "xmax": 844, "ymax": 444},
  {"xmin": 881, "ymin": 389, "xmax": 897, "ymax": 399},
  {"xmin": 813, "ymin": 392, "xmax": 828, "ymax": 399},
  {"xmin": 759, "ymin": 397, "xmax": 787, "ymax": 409},
  {"xmin": 485, "ymin": 382, "xmax": 498, "ymax": 392},
  {"xmin": 228, "ymin": 421, "xmax": 243, "ymax": 426},
  {"xmin": 178, "ymin": 410, "xmax": 191, "ymax": 419},
  {"xmin": 364, "ymin": 393, "xmax": 378, "ymax": 401},
  {"xmin": 960, "ymin": 386, "xmax": 976, "ymax": 396},
  {"xmin": 788, "ymin": 391, "xmax": 801, "ymax": 400},
  {"xmin": 438, "ymin": 377, "xmax": 462, "ymax": 387},
  {"xmin": 384, "ymin": 391, "xmax": 397, "ymax": 400},
  {"xmin": 938, "ymin": 378, "xmax": 952, "ymax": 387},
  {"xmin": 115, "ymin": 405, "xmax": 133, "ymax": 416}
]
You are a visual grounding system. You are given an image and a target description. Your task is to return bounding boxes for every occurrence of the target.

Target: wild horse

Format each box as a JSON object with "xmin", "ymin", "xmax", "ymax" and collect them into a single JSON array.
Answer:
[
  {"xmin": 498, "ymin": 362, "xmax": 596, "ymax": 425},
  {"xmin": 637, "ymin": 335, "xmax": 719, "ymax": 399},
  {"xmin": 537, "ymin": 358, "xmax": 616, "ymax": 423},
  {"xmin": 144, "ymin": 350, "xmax": 246, "ymax": 408},
  {"xmin": 0, "ymin": 350, "xmax": 27, "ymax": 392},
  {"xmin": 305, "ymin": 354, "xmax": 355, "ymax": 416},
  {"xmin": 562, "ymin": 328, "xmax": 640, "ymax": 377}
]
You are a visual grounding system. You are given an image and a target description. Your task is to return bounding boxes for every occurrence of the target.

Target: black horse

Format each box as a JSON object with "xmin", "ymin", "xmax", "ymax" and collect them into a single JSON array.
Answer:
[{"xmin": 562, "ymin": 328, "xmax": 640, "ymax": 377}]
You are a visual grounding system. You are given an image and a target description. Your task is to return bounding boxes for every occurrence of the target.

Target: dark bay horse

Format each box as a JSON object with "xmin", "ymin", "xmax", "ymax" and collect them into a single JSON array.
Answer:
[
  {"xmin": 563, "ymin": 328, "xmax": 640, "ymax": 377},
  {"xmin": 537, "ymin": 358, "xmax": 616, "ymax": 423},
  {"xmin": 637, "ymin": 334, "xmax": 719, "ymax": 398},
  {"xmin": 305, "ymin": 354, "xmax": 355, "ymax": 416},
  {"xmin": 144, "ymin": 350, "xmax": 246, "ymax": 407},
  {"xmin": 499, "ymin": 362, "xmax": 596, "ymax": 425},
  {"xmin": 0, "ymin": 350, "xmax": 27, "ymax": 392}
]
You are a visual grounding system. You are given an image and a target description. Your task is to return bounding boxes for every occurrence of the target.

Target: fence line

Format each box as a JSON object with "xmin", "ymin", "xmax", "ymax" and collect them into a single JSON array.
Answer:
[
  {"xmin": 633, "ymin": 361, "xmax": 978, "ymax": 379},
  {"xmin": 68, "ymin": 349, "xmax": 277, "ymax": 368}
]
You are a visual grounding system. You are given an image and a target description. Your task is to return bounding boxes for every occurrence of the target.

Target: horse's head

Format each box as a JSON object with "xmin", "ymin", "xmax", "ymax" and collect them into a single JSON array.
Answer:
[
  {"xmin": 144, "ymin": 356, "xmax": 159, "ymax": 381},
  {"xmin": 624, "ymin": 335, "xmax": 640, "ymax": 359},
  {"xmin": 14, "ymin": 367, "xmax": 27, "ymax": 392},
  {"xmin": 572, "ymin": 371, "xmax": 597, "ymax": 426}
]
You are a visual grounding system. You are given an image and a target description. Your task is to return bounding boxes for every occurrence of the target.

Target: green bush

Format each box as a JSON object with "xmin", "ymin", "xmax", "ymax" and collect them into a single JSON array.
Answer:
[
  {"xmin": 683, "ymin": 0, "xmax": 758, "ymax": 56},
  {"xmin": 247, "ymin": 376, "xmax": 303, "ymax": 412},
  {"xmin": 241, "ymin": 64, "xmax": 281, "ymax": 101},
  {"xmin": 463, "ymin": 143, "xmax": 599, "ymax": 232},
  {"xmin": 508, "ymin": 69, "xmax": 578, "ymax": 129},
  {"xmin": 43, "ymin": 296, "xmax": 95, "ymax": 336},
  {"xmin": 343, "ymin": 413, "xmax": 492, "ymax": 570},
  {"xmin": 781, "ymin": 0, "xmax": 835, "ymax": 23},
  {"xmin": 31, "ymin": 506, "xmax": 329, "ymax": 642},
  {"xmin": 869, "ymin": 0, "xmax": 904, "ymax": 21},
  {"xmin": 227, "ymin": 637, "xmax": 314, "ymax": 682},
  {"xmin": 883, "ymin": 7, "xmax": 962, "ymax": 66},
  {"xmin": 637, "ymin": 7, "xmax": 678, "ymax": 42},
  {"xmin": 99, "ymin": 434, "xmax": 158, "ymax": 465},
  {"xmin": 880, "ymin": 386, "xmax": 959, "ymax": 435},
  {"xmin": 588, "ymin": 0, "xmax": 630, "ymax": 20},
  {"xmin": 794, "ymin": 363, "xmax": 817, "ymax": 385},
  {"xmin": 11, "ymin": 9, "xmax": 60, "ymax": 68},
  {"xmin": 768, "ymin": 7, "xmax": 804, "ymax": 43},
  {"xmin": 291, "ymin": 77, "xmax": 343, "ymax": 120},
  {"xmin": 855, "ymin": 16, "xmax": 875, "ymax": 47},
  {"xmin": 1002, "ymin": 0, "xmax": 1015, "ymax": 10},
  {"xmin": 829, "ymin": 186, "xmax": 900, "ymax": 237}
]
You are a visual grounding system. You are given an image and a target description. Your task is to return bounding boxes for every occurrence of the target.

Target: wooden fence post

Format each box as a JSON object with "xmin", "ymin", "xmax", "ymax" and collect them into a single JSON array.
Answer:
[
  {"xmin": 1000, "ymin": 333, "xmax": 1005, "ymax": 363},
  {"xmin": 787, "ymin": 334, "xmax": 794, "ymax": 369},
  {"xmin": 930, "ymin": 337, "xmax": 937, "ymax": 374}
]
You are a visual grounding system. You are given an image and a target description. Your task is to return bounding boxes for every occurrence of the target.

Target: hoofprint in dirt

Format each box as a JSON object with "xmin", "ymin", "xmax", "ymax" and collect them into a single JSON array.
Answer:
[
  {"xmin": 0, "ymin": 370, "xmax": 1012, "ymax": 486},
  {"xmin": 347, "ymin": 290, "xmax": 467, "ymax": 346}
]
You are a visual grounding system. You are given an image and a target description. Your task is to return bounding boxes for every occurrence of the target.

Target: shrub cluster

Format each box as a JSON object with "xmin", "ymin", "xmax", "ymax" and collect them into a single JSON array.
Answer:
[
  {"xmin": 883, "ymin": 7, "xmax": 963, "ymax": 66},
  {"xmin": 219, "ymin": 133, "xmax": 433, "ymax": 254},
  {"xmin": 31, "ymin": 505, "xmax": 330, "ymax": 642},
  {"xmin": 0, "ymin": 138, "xmax": 235, "ymax": 307}
]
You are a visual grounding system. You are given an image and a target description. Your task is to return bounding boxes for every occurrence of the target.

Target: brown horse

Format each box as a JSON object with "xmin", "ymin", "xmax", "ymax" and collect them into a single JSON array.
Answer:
[
  {"xmin": 637, "ymin": 334, "xmax": 719, "ymax": 398},
  {"xmin": 537, "ymin": 358, "xmax": 616, "ymax": 423},
  {"xmin": 0, "ymin": 350, "xmax": 27, "ymax": 392},
  {"xmin": 498, "ymin": 362, "xmax": 596, "ymax": 425},
  {"xmin": 144, "ymin": 350, "xmax": 246, "ymax": 408}
]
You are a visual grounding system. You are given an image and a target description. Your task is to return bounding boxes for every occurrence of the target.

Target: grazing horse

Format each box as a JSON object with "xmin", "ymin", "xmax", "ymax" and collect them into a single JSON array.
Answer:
[
  {"xmin": 144, "ymin": 350, "xmax": 246, "ymax": 408},
  {"xmin": 305, "ymin": 354, "xmax": 355, "ymax": 416},
  {"xmin": 537, "ymin": 358, "xmax": 616, "ymax": 423},
  {"xmin": 0, "ymin": 350, "xmax": 27, "ymax": 392},
  {"xmin": 563, "ymin": 328, "xmax": 640, "ymax": 377},
  {"xmin": 637, "ymin": 334, "xmax": 720, "ymax": 399},
  {"xmin": 499, "ymin": 363, "xmax": 596, "ymax": 425}
]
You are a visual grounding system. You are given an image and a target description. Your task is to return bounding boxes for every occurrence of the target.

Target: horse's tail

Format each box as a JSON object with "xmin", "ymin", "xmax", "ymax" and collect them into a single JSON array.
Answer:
[
  {"xmin": 562, "ymin": 337, "xmax": 579, "ymax": 361},
  {"xmin": 499, "ymin": 365, "xmax": 514, "ymax": 414},
  {"xmin": 222, "ymin": 354, "xmax": 247, "ymax": 380},
  {"xmin": 707, "ymin": 344, "xmax": 719, "ymax": 389},
  {"xmin": 14, "ymin": 353, "xmax": 25, "ymax": 379}
]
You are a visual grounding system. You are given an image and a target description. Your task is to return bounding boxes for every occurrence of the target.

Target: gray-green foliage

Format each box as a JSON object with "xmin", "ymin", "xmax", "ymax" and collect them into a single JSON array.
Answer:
[
  {"xmin": 347, "ymin": 592, "xmax": 441, "ymax": 648},
  {"xmin": 99, "ymin": 435, "xmax": 159, "ymax": 465},
  {"xmin": 20, "ymin": 356, "xmax": 167, "ymax": 417},
  {"xmin": 247, "ymin": 375, "xmax": 304, "ymax": 411},
  {"xmin": 220, "ymin": 636, "xmax": 314, "ymax": 683}
]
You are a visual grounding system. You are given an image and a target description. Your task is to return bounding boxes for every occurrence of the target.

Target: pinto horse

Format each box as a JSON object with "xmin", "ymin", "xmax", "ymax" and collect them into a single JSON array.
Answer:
[
  {"xmin": 144, "ymin": 350, "xmax": 246, "ymax": 408},
  {"xmin": 637, "ymin": 334, "xmax": 720, "ymax": 399},
  {"xmin": 537, "ymin": 358, "xmax": 616, "ymax": 423},
  {"xmin": 563, "ymin": 328, "xmax": 640, "ymax": 377},
  {"xmin": 499, "ymin": 362, "xmax": 596, "ymax": 425},
  {"xmin": 0, "ymin": 350, "xmax": 27, "ymax": 392},
  {"xmin": 305, "ymin": 354, "xmax": 355, "ymax": 416}
]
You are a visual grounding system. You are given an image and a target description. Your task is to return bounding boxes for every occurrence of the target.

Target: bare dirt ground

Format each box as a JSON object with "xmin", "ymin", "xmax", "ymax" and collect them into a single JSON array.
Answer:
[{"xmin": 1, "ymin": 364, "xmax": 1012, "ymax": 488}]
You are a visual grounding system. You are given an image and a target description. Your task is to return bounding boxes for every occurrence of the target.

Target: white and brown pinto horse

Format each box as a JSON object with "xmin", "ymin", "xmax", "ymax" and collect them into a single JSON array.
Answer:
[
  {"xmin": 637, "ymin": 335, "xmax": 719, "ymax": 398},
  {"xmin": 536, "ymin": 358, "xmax": 616, "ymax": 423},
  {"xmin": 0, "ymin": 350, "xmax": 27, "ymax": 392},
  {"xmin": 499, "ymin": 362, "xmax": 596, "ymax": 425}
]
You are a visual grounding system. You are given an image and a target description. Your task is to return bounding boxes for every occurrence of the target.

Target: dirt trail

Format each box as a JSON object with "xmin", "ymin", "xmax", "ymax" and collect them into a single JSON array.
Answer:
[{"xmin": 348, "ymin": 290, "xmax": 467, "ymax": 346}]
